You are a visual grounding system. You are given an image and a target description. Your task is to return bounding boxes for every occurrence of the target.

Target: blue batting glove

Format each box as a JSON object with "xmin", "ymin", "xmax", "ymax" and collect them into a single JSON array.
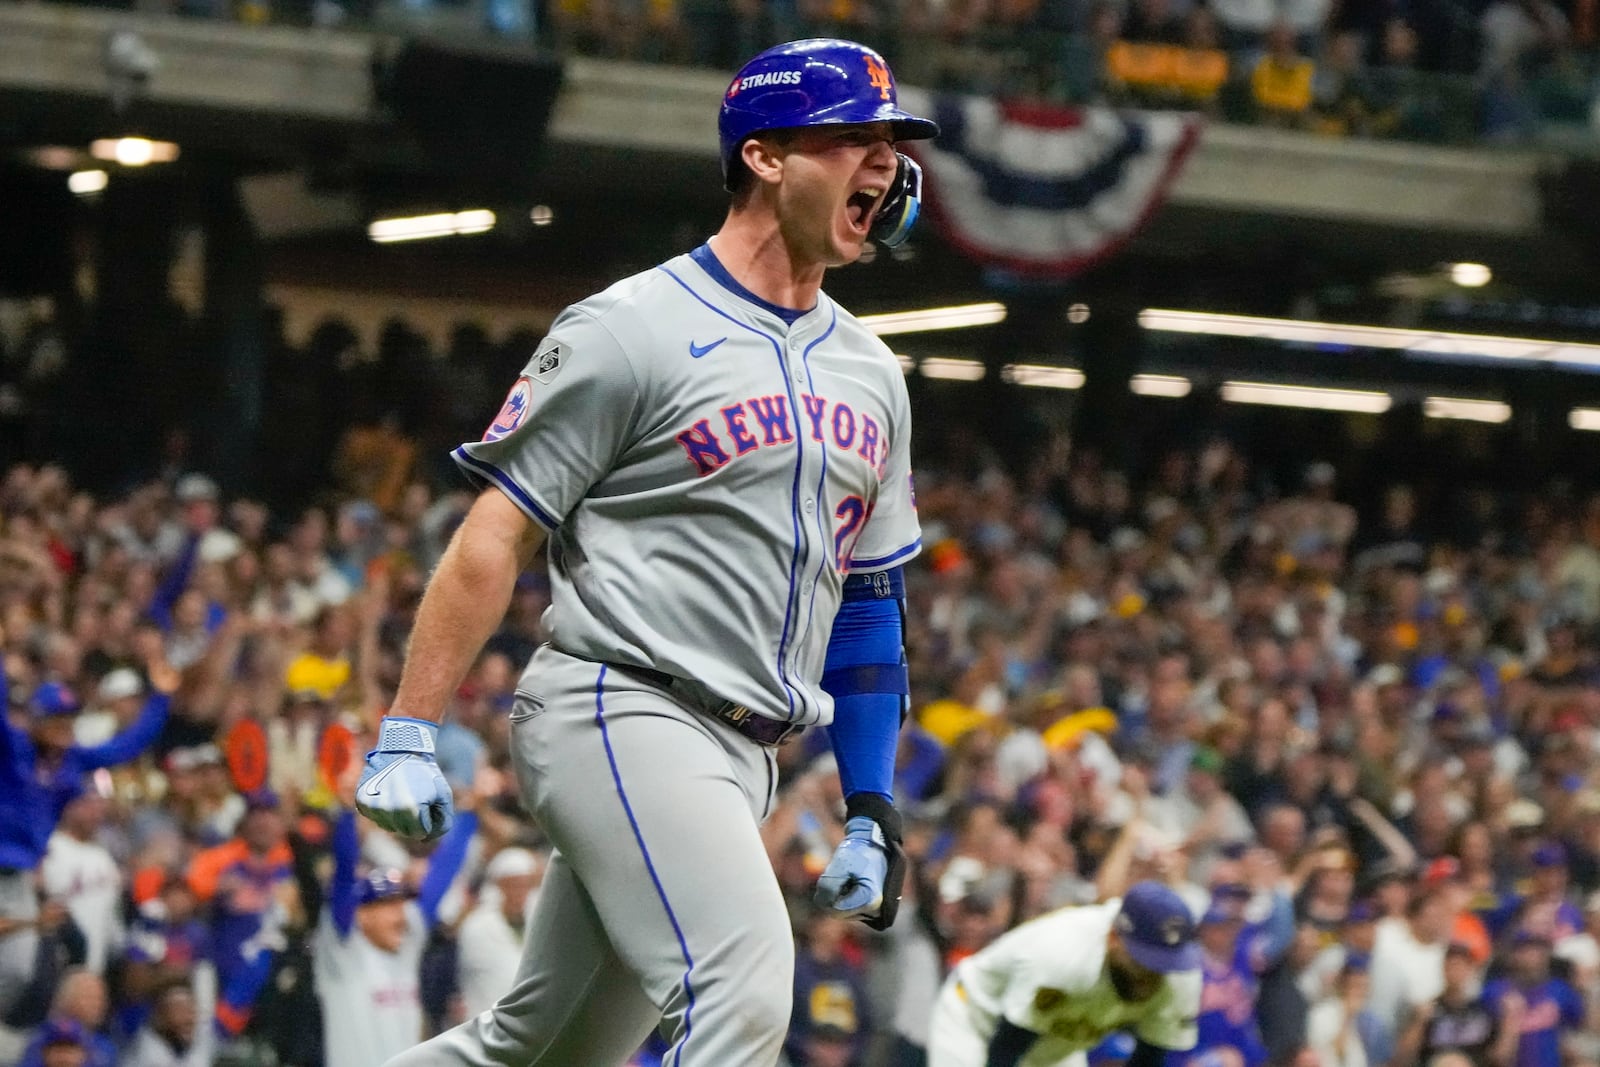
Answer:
[
  {"xmin": 814, "ymin": 816, "xmax": 888, "ymax": 918},
  {"xmin": 355, "ymin": 716, "xmax": 455, "ymax": 842}
]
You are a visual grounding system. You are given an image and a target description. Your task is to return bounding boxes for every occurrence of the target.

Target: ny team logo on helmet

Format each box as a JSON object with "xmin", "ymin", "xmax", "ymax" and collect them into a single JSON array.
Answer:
[
  {"xmin": 863, "ymin": 54, "xmax": 892, "ymax": 101},
  {"xmin": 718, "ymin": 39, "xmax": 940, "ymax": 246}
]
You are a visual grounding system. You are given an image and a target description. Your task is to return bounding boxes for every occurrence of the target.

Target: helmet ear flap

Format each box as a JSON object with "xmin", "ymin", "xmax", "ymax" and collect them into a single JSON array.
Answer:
[{"xmin": 868, "ymin": 152, "xmax": 924, "ymax": 247}]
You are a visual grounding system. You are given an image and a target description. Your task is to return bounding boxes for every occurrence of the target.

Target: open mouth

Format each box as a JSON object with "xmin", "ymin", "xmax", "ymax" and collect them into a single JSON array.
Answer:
[{"xmin": 846, "ymin": 188, "xmax": 882, "ymax": 233}]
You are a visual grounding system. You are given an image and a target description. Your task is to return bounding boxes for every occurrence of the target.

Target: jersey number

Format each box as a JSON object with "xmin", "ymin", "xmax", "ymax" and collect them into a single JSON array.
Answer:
[{"xmin": 834, "ymin": 495, "xmax": 872, "ymax": 570}]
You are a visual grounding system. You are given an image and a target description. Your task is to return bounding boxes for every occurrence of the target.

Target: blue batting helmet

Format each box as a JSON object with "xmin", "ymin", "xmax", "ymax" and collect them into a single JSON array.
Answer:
[{"xmin": 719, "ymin": 39, "xmax": 939, "ymax": 245}]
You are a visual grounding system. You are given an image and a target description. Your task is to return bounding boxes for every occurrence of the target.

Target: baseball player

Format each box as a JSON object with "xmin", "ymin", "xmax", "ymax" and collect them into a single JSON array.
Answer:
[
  {"xmin": 928, "ymin": 882, "xmax": 1204, "ymax": 1067},
  {"xmin": 354, "ymin": 37, "xmax": 937, "ymax": 1067}
]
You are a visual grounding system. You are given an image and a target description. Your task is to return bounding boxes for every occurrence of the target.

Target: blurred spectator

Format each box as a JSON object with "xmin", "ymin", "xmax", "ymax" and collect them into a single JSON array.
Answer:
[
  {"xmin": 40, "ymin": 794, "xmax": 122, "ymax": 976},
  {"xmin": 1482, "ymin": 932, "xmax": 1587, "ymax": 1067},
  {"xmin": 1248, "ymin": 21, "xmax": 1312, "ymax": 122},
  {"xmin": 184, "ymin": 792, "xmax": 299, "ymax": 1040},
  {"xmin": 0, "ymin": 651, "xmax": 176, "ymax": 1020},
  {"xmin": 788, "ymin": 911, "xmax": 871, "ymax": 1066},
  {"xmin": 1305, "ymin": 961, "xmax": 1377, "ymax": 1067},
  {"xmin": 17, "ymin": 970, "xmax": 116, "ymax": 1067},
  {"xmin": 1184, "ymin": 892, "xmax": 1272, "ymax": 1066},
  {"xmin": 1397, "ymin": 941, "xmax": 1499, "ymax": 1066},
  {"xmin": 455, "ymin": 845, "xmax": 545, "ymax": 1019},
  {"xmin": 120, "ymin": 971, "xmax": 216, "ymax": 1067},
  {"xmin": 21, "ymin": 1018, "xmax": 96, "ymax": 1067},
  {"xmin": 315, "ymin": 793, "xmax": 474, "ymax": 1067},
  {"xmin": 1312, "ymin": 31, "xmax": 1376, "ymax": 133},
  {"xmin": 1367, "ymin": 884, "xmax": 1450, "ymax": 1037}
]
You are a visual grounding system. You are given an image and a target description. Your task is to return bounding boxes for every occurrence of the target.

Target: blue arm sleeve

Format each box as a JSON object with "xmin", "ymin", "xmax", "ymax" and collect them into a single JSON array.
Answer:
[
  {"xmin": 986, "ymin": 1018, "xmax": 1040, "ymax": 1067},
  {"xmin": 822, "ymin": 567, "xmax": 908, "ymax": 802},
  {"xmin": 71, "ymin": 692, "xmax": 170, "ymax": 769},
  {"xmin": 329, "ymin": 809, "xmax": 360, "ymax": 940},
  {"xmin": 149, "ymin": 534, "xmax": 201, "ymax": 631},
  {"xmin": 416, "ymin": 811, "xmax": 477, "ymax": 928}
]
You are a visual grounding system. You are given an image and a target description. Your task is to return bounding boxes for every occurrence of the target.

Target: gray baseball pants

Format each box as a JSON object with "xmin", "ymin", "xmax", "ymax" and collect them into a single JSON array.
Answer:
[{"xmin": 384, "ymin": 645, "xmax": 792, "ymax": 1067}]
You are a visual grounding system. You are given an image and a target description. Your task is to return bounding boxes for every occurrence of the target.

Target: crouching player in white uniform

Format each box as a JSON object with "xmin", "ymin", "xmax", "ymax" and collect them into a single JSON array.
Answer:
[
  {"xmin": 315, "ymin": 796, "xmax": 475, "ymax": 1067},
  {"xmin": 929, "ymin": 881, "xmax": 1203, "ymax": 1067}
]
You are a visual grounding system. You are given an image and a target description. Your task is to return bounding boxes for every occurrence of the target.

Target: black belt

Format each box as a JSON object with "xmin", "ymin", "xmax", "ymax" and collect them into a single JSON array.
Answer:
[{"xmin": 605, "ymin": 663, "xmax": 805, "ymax": 747}]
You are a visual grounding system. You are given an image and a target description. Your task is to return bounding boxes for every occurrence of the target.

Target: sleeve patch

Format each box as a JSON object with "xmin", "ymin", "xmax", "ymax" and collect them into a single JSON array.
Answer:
[
  {"xmin": 532, "ymin": 337, "xmax": 567, "ymax": 383},
  {"xmin": 484, "ymin": 377, "xmax": 533, "ymax": 441}
]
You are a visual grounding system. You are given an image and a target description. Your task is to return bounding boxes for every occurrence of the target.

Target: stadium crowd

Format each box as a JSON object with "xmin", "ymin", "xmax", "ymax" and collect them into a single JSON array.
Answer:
[
  {"xmin": 6, "ymin": 0, "xmax": 1600, "ymax": 141},
  {"xmin": 4, "ymin": 397, "xmax": 1600, "ymax": 1067}
]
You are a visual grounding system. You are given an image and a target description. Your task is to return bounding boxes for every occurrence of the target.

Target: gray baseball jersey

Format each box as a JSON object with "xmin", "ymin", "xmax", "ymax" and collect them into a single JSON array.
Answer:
[{"xmin": 453, "ymin": 243, "xmax": 921, "ymax": 724}]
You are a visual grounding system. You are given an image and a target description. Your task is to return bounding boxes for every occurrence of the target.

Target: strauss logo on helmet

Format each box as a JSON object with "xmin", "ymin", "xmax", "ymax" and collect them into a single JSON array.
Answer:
[{"xmin": 727, "ymin": 69, "xmax": 804, "ymax": 98}]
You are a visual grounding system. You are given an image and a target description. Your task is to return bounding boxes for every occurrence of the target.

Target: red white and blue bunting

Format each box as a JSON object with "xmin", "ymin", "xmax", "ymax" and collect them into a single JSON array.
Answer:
[{"xmin": 899, "ymin": 90, "xmax": 1203, "ymax": 280}]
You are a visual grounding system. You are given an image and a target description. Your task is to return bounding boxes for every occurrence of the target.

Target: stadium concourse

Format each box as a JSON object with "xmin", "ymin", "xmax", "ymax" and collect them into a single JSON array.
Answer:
[{"xmin": 4, "ymin": 423, "xmax": 1600, "ymax": 1067}]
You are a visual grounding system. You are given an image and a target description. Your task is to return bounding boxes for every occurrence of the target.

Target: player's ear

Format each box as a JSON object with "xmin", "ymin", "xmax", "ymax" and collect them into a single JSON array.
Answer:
[{"xmin": 740, "ymin": 135, "xmax": 787, "ymax": 188}]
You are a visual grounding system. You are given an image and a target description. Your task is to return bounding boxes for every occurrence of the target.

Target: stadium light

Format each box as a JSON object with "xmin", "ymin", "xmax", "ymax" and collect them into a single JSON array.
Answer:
[
  {"xmin": 88, "ymin": 137, "xmax": 179, "ymax": 166},
  {"xmin": 368, "ymin": 210, "xmax": 496, "ymax": 244},
  {"xmin": 861, "ymin": 302, "xmax": 1007, "ymax": 336},
  {"xmin": 68, "ymin": 170, "xmax": 108, "ymax": 195},
  {"xmin": 1138, "ymin": 308, "xmax": 1600, "ymax": 369},
  {"xmin": 530, "ymin": 205, "xmax": 554, "ymax": 226},
  {"xmin": 1570, "ymin": 409, "xmax": 1600, "ymax": 432},
  {"xmin": 1423, "ymin": 397, "xmax": 1511, "ymax": 424},
  {"xmin": 919, "ymin": 357, "xmax": 987, "ymax": 381},
  {"xmin": 1130, "ymin": 374, "xmax": 1192, "ymax": 397},
  {"xmin": 1221, "ymin": 381, "xmax": 1392, "ymax": 414},
  {"xmin": 1001, "ymin": 364, "xmax": 1084, "ymax": 389},
  {"xmin": 1449, "ymin": 263, "xmax": 1492, "ymax": 288}
]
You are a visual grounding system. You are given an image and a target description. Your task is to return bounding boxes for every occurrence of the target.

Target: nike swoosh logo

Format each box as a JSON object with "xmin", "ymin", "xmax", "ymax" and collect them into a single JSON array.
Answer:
[
  {"xmin": 689, "ymin": 338, "xmax": 726, "ymax": 359},
  {"xmin": 360, "ymin": 758, "xmax": 409, "ymax": 798}
]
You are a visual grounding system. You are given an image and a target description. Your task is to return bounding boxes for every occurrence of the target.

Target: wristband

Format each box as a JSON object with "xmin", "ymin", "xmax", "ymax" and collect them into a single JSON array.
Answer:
[
  {"xmin": 373, "ymin": 716, "xmax": 439, "ymax": 754},
  {"xmin": 845, "ymin": 792, "xmax": 902, "ymax": 845}
]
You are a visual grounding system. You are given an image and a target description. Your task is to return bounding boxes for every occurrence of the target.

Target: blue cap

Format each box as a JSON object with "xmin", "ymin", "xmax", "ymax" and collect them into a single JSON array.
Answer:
[
  {"xmin": 1115, "ymin": 881, "xmax": 1202, "ymax": 973},
  {"xmin": 1345, "ymin": 900, "xmax": 1379, "ymax": 924},
  {"xmin": 1201, "ymin": 896, "xmax": 1248, "ymax": 927},
  {"xmin": 1532, "ymin": 841, "xmax": 1569, "ymax": 868},
  {"xmin": 39, "ymin": 1018, "xmax": 89, "ymax": 1048},
  {"xmin": 357, "ymin": 868, "xmax": 409, "ymax": 907},
  {"xmin": 30, "ymin": 682, "xmax": 81, "ymax": 718},
  {"xmin": 243, "ymin": 789, "xmax": 282, "ymax": 814}
]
